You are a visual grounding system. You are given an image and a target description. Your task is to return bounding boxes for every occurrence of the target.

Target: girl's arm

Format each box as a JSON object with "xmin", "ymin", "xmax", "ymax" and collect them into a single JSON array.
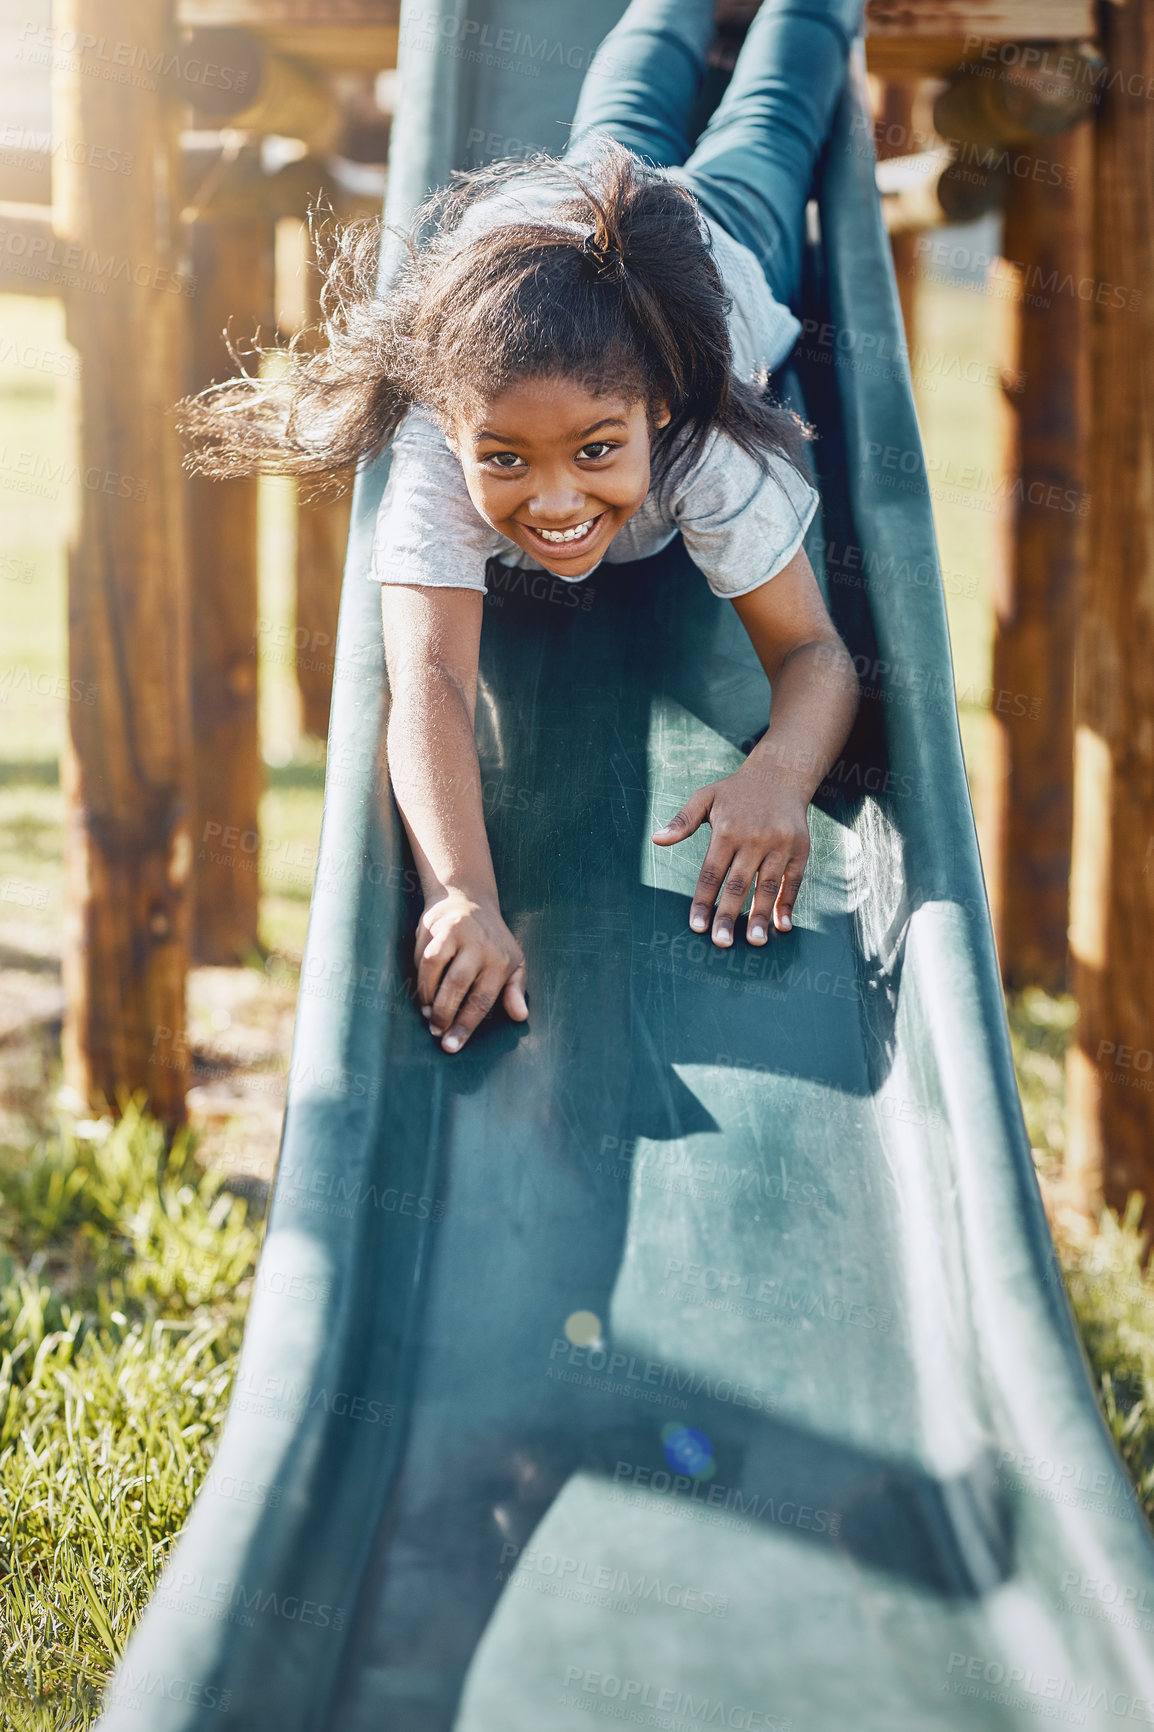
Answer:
[
  {"xmin": 652, "ymin": 546, "xmax": 859, "ymax": 947},
  {"xmin": 381, "ymin": 584, "xmax": 528, "ymax": 1052}
]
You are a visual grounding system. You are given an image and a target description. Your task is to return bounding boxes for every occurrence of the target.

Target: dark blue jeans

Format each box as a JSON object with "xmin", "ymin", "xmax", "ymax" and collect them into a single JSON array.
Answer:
[{"xmin": 566, "ymin": 0, "xmax": 863, "ymax": 308}]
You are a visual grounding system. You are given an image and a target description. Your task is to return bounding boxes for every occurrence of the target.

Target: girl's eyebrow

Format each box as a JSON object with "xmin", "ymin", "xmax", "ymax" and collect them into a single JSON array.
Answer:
[
  {"xmin": 574, "ymin": 416, "xmax": 628, "ymax": 437},
  {"xmin": 473, "ymin": 416, "xmax": 628, "ymax": 445}
]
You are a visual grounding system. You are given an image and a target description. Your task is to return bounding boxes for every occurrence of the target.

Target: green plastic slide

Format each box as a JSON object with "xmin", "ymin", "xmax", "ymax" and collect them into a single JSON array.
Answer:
[{"xmin": 98, "ymin": 5, "xmax": 1154, "ymax": 1728}]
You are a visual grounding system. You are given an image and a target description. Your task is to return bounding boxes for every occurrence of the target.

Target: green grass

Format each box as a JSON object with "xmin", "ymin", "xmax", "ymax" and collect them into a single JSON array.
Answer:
[
  {"xmin": 1008, "ymin": 989, "xmax": 1154, "ymax": 1521},
  {"xmin": 1008, "ymin": 987, "xmax": 1080, "ymax": 1183},
  {"xmin": 1057, "ymin": 1199, "xmax": 1154, "ymax": 1517},
  {"xmin": 0, "ymin": 295, "xmax": 310, "ymax": 1722},
  {"xmin": 0, "ymin": 1102, "xmax": 263, "ymax": 1726}
]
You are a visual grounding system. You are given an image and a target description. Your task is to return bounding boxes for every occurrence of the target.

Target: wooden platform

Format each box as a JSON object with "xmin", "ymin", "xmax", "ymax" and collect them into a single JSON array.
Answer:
[
  {"xmin": 176, "ymin": 0, "xmax": 400, "ymax": 71},
  {"xmin": 865, "ymin": 0, "xmax": 1096, "ymax": 73},
  {"xmin": 170, "ymin": 0, "xmax": 1097, "ymax": 75}
]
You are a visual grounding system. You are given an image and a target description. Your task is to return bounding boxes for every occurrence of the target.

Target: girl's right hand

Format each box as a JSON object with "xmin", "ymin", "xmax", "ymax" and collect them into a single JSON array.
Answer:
[{"xmin": 415, "ymin": 891, "xmax": 529, "ymax": 1053}]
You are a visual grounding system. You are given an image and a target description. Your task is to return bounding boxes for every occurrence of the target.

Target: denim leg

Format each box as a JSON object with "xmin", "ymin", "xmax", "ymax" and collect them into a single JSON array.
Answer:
[
  {"xmin": 565, "ymin": 0, "xmax": 714, "ymax": 169},
  {"xmin": 676, "ymin": 0, "xmax": 865, "ymax": 305}
]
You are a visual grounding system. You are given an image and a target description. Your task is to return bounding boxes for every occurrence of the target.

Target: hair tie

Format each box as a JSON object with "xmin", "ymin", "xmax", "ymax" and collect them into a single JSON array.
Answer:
[{"xmin": 580, "ymin": 230, "xmax": 626, "ymax": 283}]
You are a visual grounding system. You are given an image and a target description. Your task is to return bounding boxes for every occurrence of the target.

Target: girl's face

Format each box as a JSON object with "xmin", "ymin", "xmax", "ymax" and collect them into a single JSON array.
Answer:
[{"xmin": 448, "ymin": 377, "xmax": 669, "ymax": 577}]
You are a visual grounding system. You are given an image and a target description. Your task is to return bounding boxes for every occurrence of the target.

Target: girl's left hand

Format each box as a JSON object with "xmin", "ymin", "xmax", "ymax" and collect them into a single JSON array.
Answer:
[{"xmin": 652, "ymin": 767, "xmax": 811, "ymax": 948}]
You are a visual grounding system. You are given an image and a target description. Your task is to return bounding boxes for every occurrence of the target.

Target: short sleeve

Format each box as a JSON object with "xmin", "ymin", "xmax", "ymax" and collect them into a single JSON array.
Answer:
[
  {"xmin": 674, "ymin": 430, "xmax": 820, "ymax": 600},
  {"xmin": 369, "ymin": 410, "xmax": 497, "ymax": 591}
]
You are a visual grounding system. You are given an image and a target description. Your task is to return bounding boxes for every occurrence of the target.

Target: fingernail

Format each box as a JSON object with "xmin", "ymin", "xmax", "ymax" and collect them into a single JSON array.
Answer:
[
  {"xmin": 421, "ymin": 1006, "xmax": 432, "ymax": 1019},
  {"xmin": 690, "ymin": 912, "xmax": 707, "ymax": 932},
  {"xmin": 714, "ymin": 928, "xmax": 732, "ymax": 947},
  {"xmin": 750, "ymin": 924, "xmax": 766, "ymax": 942},
  {"xmin": 779, "ymin": 913, "xmax": 792, "ymax": 931},
  {"xmin": 443, "ymin": 1034, "xmax": 460, "ymax": 1052}
]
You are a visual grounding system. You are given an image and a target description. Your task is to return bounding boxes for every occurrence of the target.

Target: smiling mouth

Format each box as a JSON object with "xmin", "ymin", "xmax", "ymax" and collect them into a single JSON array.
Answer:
[{"xmin": 518, "ymin": 514, "xmax": 604, "ymax": 551}]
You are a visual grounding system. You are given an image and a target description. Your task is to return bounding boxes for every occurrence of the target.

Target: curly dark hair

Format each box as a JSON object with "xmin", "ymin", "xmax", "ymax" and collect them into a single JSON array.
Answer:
[{"xmin": 178, "ymin": 142, "xmax": 811, "ymax": 497}]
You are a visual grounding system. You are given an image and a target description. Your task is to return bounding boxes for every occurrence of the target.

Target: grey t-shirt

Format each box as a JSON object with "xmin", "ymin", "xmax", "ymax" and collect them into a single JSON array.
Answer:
[{"xmin": 370, "ymin": 178, "xmax": 818, "ymax": 601}]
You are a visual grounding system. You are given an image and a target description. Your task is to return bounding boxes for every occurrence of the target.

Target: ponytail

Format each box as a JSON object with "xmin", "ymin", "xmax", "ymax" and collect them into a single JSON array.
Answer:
[{"xmin": 178, "ymin": 143, "xmax": 810, "ymax": 492}]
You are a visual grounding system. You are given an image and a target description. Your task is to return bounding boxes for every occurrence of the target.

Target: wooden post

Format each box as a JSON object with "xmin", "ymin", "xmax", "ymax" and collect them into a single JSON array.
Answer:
[
  {"xmin": 1066, "ymin": 0, "xmax": 1154, "ymax": 1214},
  {"xmin": 188, "ymin": 187, "xmax": 273, "ymax": 963},
  {"xmin": 296, "ymin": 489, "xmax": 350, "ymax": 741},
  {"xmin": 282, "ymin": 214, "xmax": 352, "ymax": 743},
  {"xmin": 873, "ymin": 81, "xmax": 919, "ymax": 345},
  {"xmin": 988, "ymin": 122, "xmax": 1091, "ymax": 989},
  {"xmin": 55, "ymin": 0, "xmax": 191, "ymax": 1123}
]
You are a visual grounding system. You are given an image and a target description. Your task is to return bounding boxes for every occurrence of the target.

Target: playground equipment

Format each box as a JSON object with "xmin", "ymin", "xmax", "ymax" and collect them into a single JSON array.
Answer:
[
  {"xmin": 95, "ymin": 3, "xmax": 1154, "ymax": 1727},
  {"xmin": 8, "ymin": 0, "xmax": 1147, "ymax": 1201}
]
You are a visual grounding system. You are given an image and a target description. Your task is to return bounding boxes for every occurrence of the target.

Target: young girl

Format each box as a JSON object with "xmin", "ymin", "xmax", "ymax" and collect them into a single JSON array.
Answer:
[{"xmin": 182, "ymin": 0, "xmax": 864, "ymax": 1056}]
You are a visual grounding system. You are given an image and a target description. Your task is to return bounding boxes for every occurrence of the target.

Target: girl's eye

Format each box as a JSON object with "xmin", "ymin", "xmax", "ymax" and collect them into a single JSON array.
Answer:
[
  {"xmin": 580, "ymin": 442, "xmax": 615, "ymax": 461},
  {"xmin": 483, "ymin": 451, "xmax": 525, "ymax": 470}
]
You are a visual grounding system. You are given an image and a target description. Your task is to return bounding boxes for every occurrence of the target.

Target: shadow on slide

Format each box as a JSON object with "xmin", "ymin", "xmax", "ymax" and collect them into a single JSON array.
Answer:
[{"xmin": 99, "ymin": 5, "xmax": 1154, "ymax": 1730}]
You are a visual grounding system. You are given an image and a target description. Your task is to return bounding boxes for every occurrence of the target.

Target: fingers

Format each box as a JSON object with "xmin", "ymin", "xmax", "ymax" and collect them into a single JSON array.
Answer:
[
  {"xmin": 652, "ymin": 785, "xmax": 712, "ymax": 846},
  {"xmin": 415, "ymin": 922, "xmax": 528, "ymax": 1052},
  {"xmin": 437, "ymin": 961, "xmax": 529, "ymax": 1053},
  {"xmin": 415, "ymin": 921, "xmax": 456, "ymax": 1015},
  {"xmin": 773, "ymin": 851, "xmax": 809, "ymax": 933},
  {"xmin": 436, "ymin": 962, "xmax": 509, "ymax": 1053},
  {"xmin": 689, "ymin": 833, "xmax": 811, "ymax": 947},
  {"xmin": 655, "ymin": 775, "xmax": 813, "ymax": 945},
  {"xmin": 425, "ymin": 948, "xmax": 484, "ymax": 1049},
  {"xmin": 688, "ymin": 829, "xmax": 754, "ymax": 947},
  {"xmin": 748, "ymin": 844, "xmax": 810, "ymax": 944},
  {"xmin": 502, "ymin": 965, "xmax": 529, "ymax": 1023},
  {"xmin": 707, "ymin": 847, "xmax": 763, "ymax": 948},
  {"xmin": 747, "ymin": 862, "xmax": 780, "ymax": 945},
  {"xmin": 688, "ymin": 834, "xmax": 730, "ymax": 939}
]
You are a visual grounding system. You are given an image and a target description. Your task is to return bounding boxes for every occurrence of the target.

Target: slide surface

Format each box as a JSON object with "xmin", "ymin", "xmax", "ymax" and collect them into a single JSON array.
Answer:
[{"xmin": 100, "ymin": 5, "xmax": 1154, "ymax": 1729}]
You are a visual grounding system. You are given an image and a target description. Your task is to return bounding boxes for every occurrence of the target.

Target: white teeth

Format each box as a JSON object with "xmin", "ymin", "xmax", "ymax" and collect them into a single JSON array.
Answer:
[{"xmin": 535, "ymin": 518, "xmax": 595, "ymax": 543}]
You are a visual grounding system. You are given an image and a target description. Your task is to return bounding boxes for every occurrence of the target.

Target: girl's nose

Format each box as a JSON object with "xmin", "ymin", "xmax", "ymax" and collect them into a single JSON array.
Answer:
[{"xmin": 526, "ymin": 477, "xmax": 585, "ymax": 520}]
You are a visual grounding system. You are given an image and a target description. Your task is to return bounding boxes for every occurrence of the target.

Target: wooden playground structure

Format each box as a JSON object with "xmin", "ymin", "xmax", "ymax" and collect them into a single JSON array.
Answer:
[{"xmin": 1, "ymin": 0, "xmax": 1150, "ymax": 1214}]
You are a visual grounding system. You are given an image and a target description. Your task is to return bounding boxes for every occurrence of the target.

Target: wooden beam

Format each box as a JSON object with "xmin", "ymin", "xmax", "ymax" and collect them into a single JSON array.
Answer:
[
  {"xmin": 0, "ymin": 204, "xmax": 63, "ymax": 298},
  {"xmin": 179, "ymin": 0, "xmax": 1080, "ymax": 31},
  {"xmin": 1066, "ymin": 0, "xmax": 1154, "ymax": 1213},
  {"xmin": 177, "ymin": 2, "xmax": 399, "ymax": 71},
  {"xmin": 865, "ymin": 0, "xmax": 1094, "ymax": 40},
  {"xmin": 179, "ymin": 0, "xmax": 397, "ymax": 21},
  {"xmin": 228, "ymin": 25, "xmax": 398, "ymax": 70},
  {"xmin": 867, "ymin": 38, "xmax": 1091, "ymax": 75},
  {"xmin": 987, "ymin": 122, "xmax": 1091, "ymax": 991},
  {"xmin": 933, "ymin": 40, "xmax": 1102, "ymax": 142},
  {"xmin": 177, "ymin": 0, "xmax": 1090, "ymax": 77},
  {"xmin": 56, "ymin": 0, "xmax": 192, "ymax": 1124},
  {"xmin": 0, "ymin": 153, "xmax": 51, "ymax": 205},
  {"xmin": 873, "ymin": 84, "xmax": 921, "ymax": 341},
  {"xmin": 180, "ymin": 28, "xmax": 341, "ymax": 148},
  {"xmin": 865, "ymin": 2, "xmax": 1097, "ymax": 76}
]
